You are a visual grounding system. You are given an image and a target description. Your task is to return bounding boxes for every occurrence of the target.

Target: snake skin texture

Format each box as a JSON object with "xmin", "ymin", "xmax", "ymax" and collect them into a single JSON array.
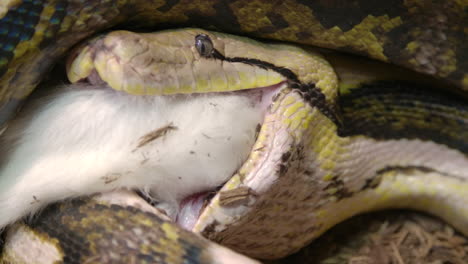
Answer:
[
  {"xmin": 1, "ymin": 191, "xmax": 259, "ymax": 263},
  {"xmin": 0, "ymin": 1, "xmax": 467, "ymax": 263},
  {"xmin": 1, "ymin": 0, "xmax": 467, "ymax": 124}
]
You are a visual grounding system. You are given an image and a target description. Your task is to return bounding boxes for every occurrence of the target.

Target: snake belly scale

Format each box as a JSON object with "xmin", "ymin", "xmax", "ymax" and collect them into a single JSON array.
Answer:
[{"xmin": 0, "ymin": 0, "xmax": 467, "ymax": 262}]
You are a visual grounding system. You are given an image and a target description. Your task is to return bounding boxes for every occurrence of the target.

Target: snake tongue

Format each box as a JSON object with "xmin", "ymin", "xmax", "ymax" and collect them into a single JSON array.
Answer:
[{"xmin": 176, "ymin": 192, "xmax": 212, "ymax": 230}]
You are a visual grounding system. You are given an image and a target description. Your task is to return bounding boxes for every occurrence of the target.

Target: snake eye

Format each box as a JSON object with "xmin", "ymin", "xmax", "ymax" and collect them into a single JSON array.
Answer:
[{"xmin": 195, "ymin": 34, "xmax": 214, "ymax": 57}]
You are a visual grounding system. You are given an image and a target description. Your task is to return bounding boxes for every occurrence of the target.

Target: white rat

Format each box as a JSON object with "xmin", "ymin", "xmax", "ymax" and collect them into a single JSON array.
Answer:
[{"xmin": 0, "ymin": 83, "xmax": 273, "ymax": 228}]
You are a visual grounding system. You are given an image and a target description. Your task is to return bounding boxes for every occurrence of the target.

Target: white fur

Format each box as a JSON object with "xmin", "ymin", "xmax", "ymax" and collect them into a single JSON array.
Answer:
[{"xmin": 0, "ymin": 84, "xmax": 265, "ymax": 228}]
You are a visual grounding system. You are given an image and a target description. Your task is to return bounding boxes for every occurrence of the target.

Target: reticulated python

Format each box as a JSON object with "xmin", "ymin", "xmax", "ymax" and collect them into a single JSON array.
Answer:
[{"xmin": 0, "ymin": 1, "xmax": 467, "ymax": 263}]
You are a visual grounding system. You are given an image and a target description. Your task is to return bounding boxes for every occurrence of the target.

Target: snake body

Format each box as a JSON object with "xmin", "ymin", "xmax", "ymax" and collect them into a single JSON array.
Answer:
[{"xmin": 0, "ymin": 0, "xmax": 467, "ymax": 263}]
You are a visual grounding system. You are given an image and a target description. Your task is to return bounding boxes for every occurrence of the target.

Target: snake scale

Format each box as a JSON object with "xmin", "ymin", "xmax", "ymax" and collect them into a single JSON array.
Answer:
[{"xmin": 0, "ymin": 0, "xmax": 467, "ymax": 263}]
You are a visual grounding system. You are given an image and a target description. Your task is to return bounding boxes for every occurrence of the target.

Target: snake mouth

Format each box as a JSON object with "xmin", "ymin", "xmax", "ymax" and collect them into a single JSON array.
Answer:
[
  {"xmin": 63, "ymin": 29, "xmax": 310, "ymax": 244},
  {"xmin": 66, "ymin": 32, "xmax": 290, "ymax": 230},
  {"xmin": 157, "ymin": 81, "xmax": 288, "ymax": 230},
  {"xmin": 61, "ymin": 78, "xmax": 288, "ymax": 231},
  {"xmin": 176, "ymin": 190, "xmax": 218, "ymax": 229},
  {"xmin": 101, "ymin": 80, "xmax": 286, "ymax": 231}
]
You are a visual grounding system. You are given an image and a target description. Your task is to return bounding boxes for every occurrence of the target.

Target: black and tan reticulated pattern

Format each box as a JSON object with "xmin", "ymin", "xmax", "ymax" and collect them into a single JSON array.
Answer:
[
  {"xmin": 0, "ymin": 0, "xmax": 467, "ymax": 127},
  {"xmin": 112, "ymin": 0, "xmax": 468, "ymax": 89},
  {"xmin": 21, "ymin": 199, "xmax": 212, "ymax": 264},
  {"xmin": 339, "ymin": 80, "xmax": 468, "ymax": 154}
]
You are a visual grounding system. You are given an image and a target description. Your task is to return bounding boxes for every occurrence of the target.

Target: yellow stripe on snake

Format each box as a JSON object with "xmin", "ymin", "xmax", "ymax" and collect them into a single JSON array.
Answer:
[{"xmin": 0, "ymin": 1, "xmax": 467, "ymax": 263}]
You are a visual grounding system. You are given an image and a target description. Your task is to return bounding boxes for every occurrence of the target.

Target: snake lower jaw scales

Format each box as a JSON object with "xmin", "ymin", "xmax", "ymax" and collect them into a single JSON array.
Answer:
[
  {"xmin": 0, "ymin": 27, "xmax": 295, "ymax": 234},
  {"xmin": 136, "ymin": 82, "xmax": 290, "ymax": 231}
]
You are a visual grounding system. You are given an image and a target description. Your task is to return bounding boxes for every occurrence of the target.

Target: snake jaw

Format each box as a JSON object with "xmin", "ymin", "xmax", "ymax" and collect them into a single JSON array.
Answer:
[
  {"xmin": 66, "ymin": 29, "xmax": 290, "ymax": 96},
  {"xmin": 63, "ymin": 29, "xmax": 309, "ymax": 235},
  {"xmin": 62, "ymin": 29, "xmax": 342, "ymax": 256},
  {"xmin": 0, "ymin": 80, "xmax": 286, "ymax": 231},
  {"xmin": 188, "ymin": 87, "xmax": 326, "ymax": 258},
  {"xmin": 162, "ymin": 82, "xmax": 288, "ymax": 230}
]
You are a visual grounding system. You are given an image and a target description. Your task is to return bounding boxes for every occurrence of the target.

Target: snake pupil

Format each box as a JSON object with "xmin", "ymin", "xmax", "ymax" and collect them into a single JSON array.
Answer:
[{"xmin": 195, "ymin": 34, "xmax": 214, "ymax": 57}]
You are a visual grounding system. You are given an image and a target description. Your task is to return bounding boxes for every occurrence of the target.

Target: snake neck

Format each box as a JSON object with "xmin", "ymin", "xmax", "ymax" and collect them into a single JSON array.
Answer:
[{"xmin": 304, "ymin": 80, "xmax": 468, "ymax": 239}]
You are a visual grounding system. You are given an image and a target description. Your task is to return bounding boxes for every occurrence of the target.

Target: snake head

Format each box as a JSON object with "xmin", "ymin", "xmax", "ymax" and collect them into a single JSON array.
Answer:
[{"xmin": 62, "ymin": 29, "xmax": 341, "ymax": 259}]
